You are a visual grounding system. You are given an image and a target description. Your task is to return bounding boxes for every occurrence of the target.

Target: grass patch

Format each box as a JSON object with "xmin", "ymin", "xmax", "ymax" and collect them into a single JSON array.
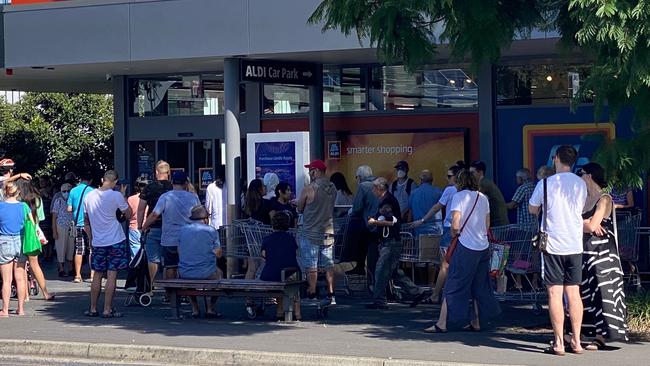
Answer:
[{"xmin": 628, "ymin": 292, "xmax": 650, "ymax": 339}]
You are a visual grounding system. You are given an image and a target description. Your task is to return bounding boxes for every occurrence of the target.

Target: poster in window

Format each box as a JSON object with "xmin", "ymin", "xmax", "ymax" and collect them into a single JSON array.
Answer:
[{"xmin": 254, "ymin": 141, "xmax": 296, "ymax": 197}]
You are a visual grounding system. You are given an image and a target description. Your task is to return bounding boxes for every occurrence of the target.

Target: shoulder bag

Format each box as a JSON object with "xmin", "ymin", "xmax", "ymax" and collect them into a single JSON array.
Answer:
[
  {"xmin": 445, "ymin": 192, "xmax": 480, "ymax": 263},
  {"xmin": 531, "ymin": 178, "xmax": 548, "ymax": 253}
]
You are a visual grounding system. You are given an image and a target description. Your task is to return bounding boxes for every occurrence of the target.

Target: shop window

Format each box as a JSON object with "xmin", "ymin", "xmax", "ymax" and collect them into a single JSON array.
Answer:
[
  {"xmin": 129, "ymin": 74, "xmax": 224, "ymax": 117},
  {"xmin": 370, "ymin": 65, "xmax": 478, "ymax": 110},
  {"xmin": 323, "ymin": 67, "xmax": 366, "ymax": 112},
  {"xmin": 263, "ymin": 84, "xmax": 309, "ymax": 114},
  {"xmin": 496, "ymin": 64, "xmax": 591, "ymax": 105}
]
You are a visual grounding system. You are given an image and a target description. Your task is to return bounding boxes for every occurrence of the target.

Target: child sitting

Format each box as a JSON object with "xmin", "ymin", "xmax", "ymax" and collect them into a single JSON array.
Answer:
[{"xmin": 260, "ymin": 211, "xmax": 301, "ymax": 321}]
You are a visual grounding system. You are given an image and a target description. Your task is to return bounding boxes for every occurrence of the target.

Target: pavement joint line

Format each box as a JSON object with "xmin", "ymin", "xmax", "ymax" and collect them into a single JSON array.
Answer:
[{"xmin": 0, "ymin": 339, "xmax": 524, "ymax": 366}]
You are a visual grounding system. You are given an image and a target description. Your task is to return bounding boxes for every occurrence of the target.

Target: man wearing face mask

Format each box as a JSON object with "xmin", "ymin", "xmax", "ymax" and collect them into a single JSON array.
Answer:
[
  {"xmin": 52, "ymin": 183, "xmax": 75, "ymax": 277},
  {"xmin": 390, "ymin": 160, "xmax": 416, "ymax": 221}
]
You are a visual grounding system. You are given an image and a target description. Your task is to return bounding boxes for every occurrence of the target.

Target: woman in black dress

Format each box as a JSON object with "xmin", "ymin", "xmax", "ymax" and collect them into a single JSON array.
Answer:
[{"xmin": 578, "ymin": 163, "xmax": 628, "ymax": 349}]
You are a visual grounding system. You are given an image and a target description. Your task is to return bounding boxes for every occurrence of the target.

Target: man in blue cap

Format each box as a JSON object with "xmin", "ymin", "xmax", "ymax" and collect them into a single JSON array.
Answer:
[{"xmin": 141, "ymin": 170, "xmax": 199, "ymax": 282}]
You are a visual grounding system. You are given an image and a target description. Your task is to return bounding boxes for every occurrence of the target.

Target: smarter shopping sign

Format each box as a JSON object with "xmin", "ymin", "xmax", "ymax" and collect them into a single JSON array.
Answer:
[{"xmin": 326, "ymin": 130, "xmax": 467, "ymax": 190}]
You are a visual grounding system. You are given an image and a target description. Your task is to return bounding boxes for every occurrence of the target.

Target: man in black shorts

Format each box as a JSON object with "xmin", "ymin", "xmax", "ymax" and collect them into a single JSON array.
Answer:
[{"xmin": 529, "ymin": 145, "xmax": 587, "ymax": 355}]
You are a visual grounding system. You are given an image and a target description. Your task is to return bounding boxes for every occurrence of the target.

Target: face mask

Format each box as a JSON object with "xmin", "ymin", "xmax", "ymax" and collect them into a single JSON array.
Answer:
[
  {"xmin": 62, "ymin": 192, "xmax": 69, "ymax": 199},
  {"xmin": 396, "ymin": 170, "xmax": 406, "ymax": 179}
]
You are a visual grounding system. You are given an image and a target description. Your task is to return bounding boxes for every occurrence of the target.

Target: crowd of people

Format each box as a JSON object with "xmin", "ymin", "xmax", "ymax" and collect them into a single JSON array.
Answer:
[{"xmin": 0, "ymin": 148, "xmax": 633, "ymax": 353}]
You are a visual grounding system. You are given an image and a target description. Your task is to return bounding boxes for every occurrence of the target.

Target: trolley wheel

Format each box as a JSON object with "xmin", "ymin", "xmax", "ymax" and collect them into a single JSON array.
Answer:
[
  {"xmin": 139, "ymin": 294, "xmax": 153, "ymax": 307},
  {"xmin": 532, "ymin": 303, "xmax": 543, "ymax": 315},
  {"xmin": 29, "ymin": 285, "xmax": 39, "ymax": 297},
  {"xmin": 246, "ymin": 305, "xmax": 257, "ymax": 320},
  {"xmin": 11, "ymin": 285, "xmax": 17, "ymax": 298}
]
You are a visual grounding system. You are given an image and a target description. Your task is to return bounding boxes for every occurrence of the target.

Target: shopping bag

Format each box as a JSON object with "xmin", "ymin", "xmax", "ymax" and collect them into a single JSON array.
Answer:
[
  {"xmin": 489, "ymin": 243, "xmax": 510, "ymax": 278},
  {"xmin": 21, "ymin": 205, "xmax": 42, "ymax": 256}
]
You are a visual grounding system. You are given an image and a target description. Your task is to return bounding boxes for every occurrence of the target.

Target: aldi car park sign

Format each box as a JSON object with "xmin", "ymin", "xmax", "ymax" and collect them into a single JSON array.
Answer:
[{"xmin": 241, "ymin": 59, "xmax": 318, "ymax": 86}]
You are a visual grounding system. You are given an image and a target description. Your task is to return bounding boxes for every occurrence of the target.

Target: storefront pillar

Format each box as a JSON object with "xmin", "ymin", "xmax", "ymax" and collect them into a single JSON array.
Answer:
[
  {"xmin": 224, "ymin": 58, "xmax": 241, "ymax": 278},
  {"xmin": 478, "ymin": 62, "xmax": 496, "ymax": 179},
  {"xmin": 112, "ymin": 75, "xmax": 128, "ymax": 180},
  {"xmin": 308, "ymin": 64, "xmax": 324, "ymax": 160}
]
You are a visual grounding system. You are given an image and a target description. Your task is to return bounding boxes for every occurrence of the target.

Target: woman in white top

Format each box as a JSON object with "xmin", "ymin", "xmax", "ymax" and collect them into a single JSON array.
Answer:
[{"xmin": 425, "ymin": 170, "xmax": 500, "ymax": 333}]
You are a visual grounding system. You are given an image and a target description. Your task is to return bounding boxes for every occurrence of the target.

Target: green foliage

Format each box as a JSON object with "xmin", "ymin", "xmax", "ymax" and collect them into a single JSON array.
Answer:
[
  {"xmin": 0, "ymin": 93, "xmax": 114, "ymax": 180},
  {"xmin": 310, "ymin": 0, "xmax": 650, "ymax": 188},
  {"xmin": 628, "ymin": 291, "xmax": 650, "ymax": 335}
]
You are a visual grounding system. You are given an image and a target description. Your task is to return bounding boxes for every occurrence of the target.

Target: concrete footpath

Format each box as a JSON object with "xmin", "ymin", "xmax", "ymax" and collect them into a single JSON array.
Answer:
[{"xmin": 0, "ymin": 262, "xmax": 647, "ymax": 366}]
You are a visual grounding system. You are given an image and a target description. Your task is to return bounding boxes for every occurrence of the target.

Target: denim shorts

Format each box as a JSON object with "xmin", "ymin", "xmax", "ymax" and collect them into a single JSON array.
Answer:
[
  {"xmin": 128, "ymin": 228, "xmax": 141, "ymax": 259},
  {"xmin": 440, "ymin": 226, "xmax": 453, "ymax": 249},
  {"xmin": 299, "ymin": 237, "xmax": 334, "ymax": 270},
  {"xmin": 0, "ymin": 235, "xmax": 21, "ymax": 265},
  {"xmin": 91, "ymin": 241, "xmax": 128, "ymax": 272},
  {"xmin": 144, "ymin": 227, "xmax": 162, "ymax": 264}
]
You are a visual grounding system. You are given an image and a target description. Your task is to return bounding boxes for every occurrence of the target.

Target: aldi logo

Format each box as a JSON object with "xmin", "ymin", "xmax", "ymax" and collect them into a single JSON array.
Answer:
[{"xmin": 328, "ymin": 141, "xmax": 341, "ymax": 160}]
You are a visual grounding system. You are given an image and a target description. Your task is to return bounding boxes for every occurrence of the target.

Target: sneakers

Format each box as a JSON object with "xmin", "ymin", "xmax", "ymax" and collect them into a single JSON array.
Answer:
[{"xmin": 328, "ymin": 293, "xmax": 336, "ymax": 306}]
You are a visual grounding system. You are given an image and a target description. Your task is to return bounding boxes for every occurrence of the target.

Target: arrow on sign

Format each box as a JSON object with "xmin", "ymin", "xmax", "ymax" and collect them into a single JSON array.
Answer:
[{"xmin": 302, "ymin": 71, "xmax": 313, "ymax": 78}]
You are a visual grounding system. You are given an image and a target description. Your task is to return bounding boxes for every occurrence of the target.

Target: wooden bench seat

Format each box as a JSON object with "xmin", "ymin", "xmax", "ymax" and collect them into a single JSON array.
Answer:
[{"xmin": 156, "ymin": 275, "xmax": 303, "ymax": 321}]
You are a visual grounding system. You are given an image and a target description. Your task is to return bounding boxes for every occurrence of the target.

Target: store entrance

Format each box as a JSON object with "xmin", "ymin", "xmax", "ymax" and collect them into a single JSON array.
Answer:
[{"xmin": 130, "ymin": 139, "xmax": 223, "ymax": 198}]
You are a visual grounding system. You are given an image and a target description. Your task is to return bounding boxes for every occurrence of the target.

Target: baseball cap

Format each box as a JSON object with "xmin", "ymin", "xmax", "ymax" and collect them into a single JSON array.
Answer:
[
  {"xmin": 0, "ymin": 158, "xmax": 15, "ymax": 167},
  {"xmin": 394, "ymin": 160, "xmax": 409, "ymax": 170},
  {"xmin": 304, "ymin": 160, "xmax": 327, "ymax": 171},
  {"xmin": 171, "ymin": 171, "xmax": 188, "ymax": 184}
]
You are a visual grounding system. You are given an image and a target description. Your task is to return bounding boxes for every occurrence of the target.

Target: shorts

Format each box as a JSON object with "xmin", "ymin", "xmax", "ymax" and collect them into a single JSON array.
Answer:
[
  {"xmin": 299, "ymin": 237, "xmax": 333, "ymax": 270},
  {"xmin": 91, "ymin": 241, "xmax": 128, "ymax": 272},
  {"xmin": 542, "ymin": 252, "xmax": 582, "ymax": 286},
  {"xmin": 162, "ymin": 246, "xmax": 179, "ymax": 268},
  {"xmin": 128, "ymin": 228, "xmax": 141, "ymax": 259},
  {"xmin": 0, "ymin": 235, "xmax": 21, "ymax": 265},
  {"xmin": 74, "ymin": 227, "xmax": 89, "ymax": 256},
  {"xmin": 144, "ymin": 228, "xmax": 162, "ymax": 264},
  {"xmin": 440, "ymin": 226, "xmax": 453, "ymax": 249}
]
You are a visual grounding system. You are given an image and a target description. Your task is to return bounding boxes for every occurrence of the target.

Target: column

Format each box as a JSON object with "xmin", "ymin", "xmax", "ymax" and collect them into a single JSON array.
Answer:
[
  {"xmin": 309, "ymin": 64, "xmax": 324, "ymax": 160},
  {"xmin": 478, "ymin": 62, "xmax": 496, "ymax": 179},
  {"xmin": 224, "ymin": 58, "xmax": 241, "ymax": 278},
  {"xmin": 112, "ymin": 76, "xmax": 128, "ymax": 180}
]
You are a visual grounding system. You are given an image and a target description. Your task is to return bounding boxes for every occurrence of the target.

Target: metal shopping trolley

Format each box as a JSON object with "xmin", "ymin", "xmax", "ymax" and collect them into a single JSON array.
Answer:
[
  {"xmin": 490, "ymin": 223, "xmax": 544, "ymax": 314},
  {"xmin": 615, "ymin": 211, "xmax": 643, "ymax": 290},
  {"xmin": 399, "ymin": 222, "xmax": 443, "ymax": 286}
]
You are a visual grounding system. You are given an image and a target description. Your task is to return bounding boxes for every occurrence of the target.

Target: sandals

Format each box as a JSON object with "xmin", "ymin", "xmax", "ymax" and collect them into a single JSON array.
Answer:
[
  {"xmin": 543, "ymin": 341, "xmax": 566, "ymax": 356},
  {"xmin": 461, "ymin": 323, "xmax": 481, "ymax": 332},
  {"xmin": 585, "ymin": 339, "xmax": 606, "ymax": 351},
  {"xmin": 84, "ymin": 310, "xmax": 99, "ymax": 317},
  {"xmin": 102, "ymin": 310, "xmax": 123, "ymax": 318},
  {"xmin": 423, "ymin": 324, "xmax": 447, "ymax": 333},
  {"xmin": 73, "ymin": 277, "xmax": 82, "ymax": 283}
]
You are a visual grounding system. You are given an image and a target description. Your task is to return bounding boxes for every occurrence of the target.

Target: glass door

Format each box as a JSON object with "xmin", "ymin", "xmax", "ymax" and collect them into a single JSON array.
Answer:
[{"xmin": 158, "ymin": 141, "xmax": 190, "ymax": 177}]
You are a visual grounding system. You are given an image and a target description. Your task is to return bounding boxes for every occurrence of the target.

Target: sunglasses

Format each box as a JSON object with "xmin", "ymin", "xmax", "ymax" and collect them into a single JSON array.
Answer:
[
  {"xmin": 61, "ymin": 190, "xmax": 70, "ymax": 193},
  {"xmin": 576, "ymin": 169, "xmax": 586, "ymax": 177},
  {"xmin": 447, "ymin": 174, "xmax": 454, "ymax": 178}
]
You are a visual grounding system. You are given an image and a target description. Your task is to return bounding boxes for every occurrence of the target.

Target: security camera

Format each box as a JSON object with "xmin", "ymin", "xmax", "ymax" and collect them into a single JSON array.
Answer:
[{"xmin": 105, "ymin": 73, "xmax": 112, "ymax": 81}]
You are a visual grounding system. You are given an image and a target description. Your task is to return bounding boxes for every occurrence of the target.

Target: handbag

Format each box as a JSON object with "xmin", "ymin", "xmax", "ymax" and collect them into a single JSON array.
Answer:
[
  {"xmin": 21, "ymin": 204, "xmax": 42, "ymax": 256},
  {"xmin": 531, "ymin": 178, "xmax": 548, "ymax": 253},
  {"xmin": 445, "ymin": 192, "xmax": 480, "ymax": 263}
]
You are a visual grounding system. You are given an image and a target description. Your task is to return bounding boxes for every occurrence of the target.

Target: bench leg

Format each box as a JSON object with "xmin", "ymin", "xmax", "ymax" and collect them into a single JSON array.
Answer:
[
  {"xmin": 169, "ymin": 289, "xmax": 180, "ymax": 320},
  {"xmin": 283, "ymin": 286, "xmax": 299, "ymax": 322}
]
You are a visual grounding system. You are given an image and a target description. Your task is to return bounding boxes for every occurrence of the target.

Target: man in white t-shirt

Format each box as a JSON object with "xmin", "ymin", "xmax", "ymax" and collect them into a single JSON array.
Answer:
[
  {"xmin": 83, "ymin": 170, "xmax": 131, "ymax": 318},
  {"xmin": 529, "ymin": 145, "xmax": 587, "ymax": 355}
]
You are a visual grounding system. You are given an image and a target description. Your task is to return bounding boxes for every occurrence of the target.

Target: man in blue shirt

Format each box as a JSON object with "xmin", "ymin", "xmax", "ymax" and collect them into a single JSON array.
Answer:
[
  {"xmin": 67, "ymin": 172, "xmax": 94, "ymax": 283},
  {"xmin": 409, "ymin": 170, "xmax": 443, "ymax": 235},
  {"xmin": 178, "ymin": 204, "xmax": 222, "ymax": 318}
]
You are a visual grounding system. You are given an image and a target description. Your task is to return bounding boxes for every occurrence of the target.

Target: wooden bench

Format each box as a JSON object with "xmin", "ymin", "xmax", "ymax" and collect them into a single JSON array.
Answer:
[{"xmin": 156, "ymin": 271, "xmax": 303, "ymax": 321}]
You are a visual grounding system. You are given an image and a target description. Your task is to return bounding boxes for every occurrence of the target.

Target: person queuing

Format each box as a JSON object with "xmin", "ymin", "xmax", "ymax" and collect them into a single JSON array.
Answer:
[
  {"xmin": 346, "ymin": 165, "xmax": 379, "ymax": 277},
  {"xmin": 296, "ymin": 160, "xmax": 337, "ymax": 304},
  {"xmin": 505, "ymin": 168, "xmax": 537, "ymax": 226},
  {"xmin": 414, "ymin": 162, "xmax": 464, "ymax": 304},
  {"xmin": 243, "ymin": 178, "xmax": 272, "ymax": 225},
  {"xmin": 137, "ymin": 161, "xmax": 172, "ymax": 294},
  {"xmin": 205, "ymin": 177, "xmax": 225, "ymax": 229},
  {"xmin": 67, "ymin": 172, "xmax": 94, "ymax": 283},
  {"xmin": 178, "ymin": 204, "xmax": 222, "ymax": 319},
  {"xmin": 390, "ymin": 160, "xmax": 416, "ymax": 221},
  {"xmin": 330, "ymin": 172, "xmax": 354, "ymax": 218},
  {"xmin": 0, "ymin": 158, "xmax": 32, "ymax": 202},
  {"xmin": 0, "ymin": 181, "xmax": 29, "ymax": 317},
  {"xmin": 269, "ymin": 182, "xmax": 297, "ymax": 227},
  {"xmin": 127, "ymin": 176, "xmax": 148, "ymax": 259},
  {"xmin": 263, "ymin": 173, "xmax": 280, "ymax": 201},
  {"xmin": 365, "ymin": 178, "xmax": 428, "ymax": 309},
  {"xmin": 83, "ymin": 170, "xmax": 131, "ymax": 318},
  {"xmin": 470, "ymin": 161, "xmax": 509, "ymax": 227},
  {"xmin": 51, "ymin": 183, "xmax": 75, "ymax": 277},
  {"xmin": 16, "ymin": 178, "xmax": 54, "ymax": 301},
  {"xmin": 141, "ymin": 171, "xmax": 200, "ymax": 290},
  {"xmin": 578, "ymin": 163, "xmax": 629, "ymax": 349},
  {"xmin": 529, "ymin": 145, "xmax": 586, "ymax": 355},
  {"xmin": 425, "ymin": 169, "xmax": 500, "ymax": 333}
]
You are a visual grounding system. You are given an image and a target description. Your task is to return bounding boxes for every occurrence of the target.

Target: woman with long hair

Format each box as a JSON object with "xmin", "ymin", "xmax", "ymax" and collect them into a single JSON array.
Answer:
[
  {"xmin": 330, "ymin": 172, "xmax": 354, "ymax": 218},
  {"xmin": 243, "ymin": 178, "xmax": 271, "ymax": 225},
  {"xmin": 0, "ymin": 182, "xmax": 29, "ymax": 316},
  {"xmin": 425, "ymin": 169, "xmax": 500, "ymax": 333},
  {"xmin": 578, "ymin": 163, "xmax": 628, "ymax": 348},
  {"xmin": 16, "ymin": 178, "xmax": 54, "ymax": 301}
]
